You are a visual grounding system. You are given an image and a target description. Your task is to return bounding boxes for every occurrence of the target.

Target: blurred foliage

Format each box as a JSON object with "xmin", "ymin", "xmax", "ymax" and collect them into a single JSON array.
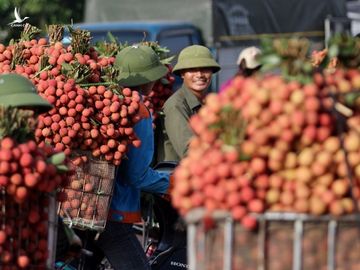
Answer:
[
  {"xmin": 260, "ymin": 37, "xmax": 314, "ymax": 84},
  {"xmin": 0, "ymin": 0, "xmax": 85, "ymax": 43},
  {"xmin": 310, "ymin": 34, "xmax": 360, "ymax": 71},
  {"xmin": 258, "ymin": 34, "xmax": 360, "ymax": 85},
  {"xmin": 327, "ymin": 34, "xmax": 360, "ymax": 69}
]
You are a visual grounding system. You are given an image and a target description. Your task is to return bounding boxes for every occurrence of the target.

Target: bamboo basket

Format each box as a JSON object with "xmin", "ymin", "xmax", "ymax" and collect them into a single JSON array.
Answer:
[{"xmin": 58, "ymin": 152, "xmax": 116, "ymax": 232}]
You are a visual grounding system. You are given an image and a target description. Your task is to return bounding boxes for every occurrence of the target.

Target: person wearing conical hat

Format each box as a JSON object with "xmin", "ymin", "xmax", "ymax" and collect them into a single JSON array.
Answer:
[
  {"xmin": 76, "ymin": 45, "xmax": 171, "ymax": 270},
  {"xmin": 162, "ymin": 45, "xmax": 221, "ymax": 161}
]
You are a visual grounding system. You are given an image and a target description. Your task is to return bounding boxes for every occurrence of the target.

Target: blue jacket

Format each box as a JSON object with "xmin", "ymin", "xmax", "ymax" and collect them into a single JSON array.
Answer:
[{"xmin": 109, "ymin": 103, "xmax": 170, "ymax": 223}]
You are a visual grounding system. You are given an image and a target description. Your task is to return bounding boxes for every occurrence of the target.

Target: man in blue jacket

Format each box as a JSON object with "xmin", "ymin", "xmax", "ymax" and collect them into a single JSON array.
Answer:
[{"xmin": 84, "ymin": 45, "xmax": 171, "ymax": 270}]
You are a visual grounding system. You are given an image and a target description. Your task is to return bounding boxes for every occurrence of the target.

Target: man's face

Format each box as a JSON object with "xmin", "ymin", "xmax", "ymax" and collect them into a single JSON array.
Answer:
[{"xmin": 181, "ymin": 68, "xmax": 213, "ymax": 97}]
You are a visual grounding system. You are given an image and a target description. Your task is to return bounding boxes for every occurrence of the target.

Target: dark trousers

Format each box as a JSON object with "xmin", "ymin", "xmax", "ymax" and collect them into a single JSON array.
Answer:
[{"xmin": 76, "ymin": 221, "xmax": 151, "ymax": 270}]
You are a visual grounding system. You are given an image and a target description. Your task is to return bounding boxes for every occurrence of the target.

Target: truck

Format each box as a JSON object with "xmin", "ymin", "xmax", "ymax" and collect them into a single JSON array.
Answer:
[{"xmin": 81, "ymin": 0, "xmax": 347, "ymax": 91}]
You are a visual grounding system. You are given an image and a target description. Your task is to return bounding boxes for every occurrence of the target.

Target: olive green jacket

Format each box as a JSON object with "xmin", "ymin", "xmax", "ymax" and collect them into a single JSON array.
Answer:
[{"xmin": 162, "ymin": 84, "xmax": 202, "ymax": 162}]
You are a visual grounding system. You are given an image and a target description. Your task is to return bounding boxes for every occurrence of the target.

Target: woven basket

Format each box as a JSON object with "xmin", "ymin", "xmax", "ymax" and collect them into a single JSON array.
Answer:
[{"xmin": 58, "ymin": 152, "xmax": 116, "ymax": 232}]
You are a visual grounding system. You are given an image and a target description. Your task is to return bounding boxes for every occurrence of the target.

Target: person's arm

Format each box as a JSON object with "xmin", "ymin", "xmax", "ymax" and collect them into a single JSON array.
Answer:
[
  {"xmin": 163, "ymin": 104, "xmax": 194, "ymax": 159},
  {"xmin": 120, "ymin": 163, "xmax": 170, "ymax": 194},
  {"xmin": 117, "ymin": 114, "xmax": 170, "ymax": 194}
]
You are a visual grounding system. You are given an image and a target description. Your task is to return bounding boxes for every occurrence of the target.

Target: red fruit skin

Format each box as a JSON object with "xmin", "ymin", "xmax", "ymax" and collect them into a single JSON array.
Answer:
[
  {"xmin": 247, "ymin": 199, "xmax": 265, "ymax": 213},
  {"xmin": 241, "ymin": 215, "xmax": 258, "ymax": 230},
  {"xmin": 240, "ymin": 186, "xmax": 255, "ymax": 202},
  {"xmin": 28, "ymin": 210, "xmax": 40, "ymax": 224},
  {"xmin": 0, "ymin": 161, "xmax": 10, "ymax": 174},
  {"xmin": 0, "ymin": 149, "xmax": 12, "ymax": 161},
  {"xmin": 19, "ymin": 153, "xmax": 33, "ymax": 167},
  {"xmin": 0, "ymin": 230, "xmax": 6, "ymax": 244},
  {"xmin": 17, "ymin": 255, "xmax": 30, "ymax": 268},
  {"xmin": 0, "ymin": 137, "xmax": 15, "ymax": 149},
  {"xmin": 212, "ymin": 188, "xmax": 226, "ymax": 202},
  {"xmin": 231, "ymin": 205, "xmax": 247, "ymax": 221},
  {"xmin": 254, "ymin": 175, "xmax": 269, "ymax": 189},
  {"xmin": 15, "ymin": 186, "xmax": 28, "ymax": 202},
  {"xmin": 216, "ymin": 163, "xmax": 231, "ymax": 178},
  {"xmin": 0, "ymin": 175, "xmax": 9, "ymax": 185},
  {"xmin": 250, "ymin": 158, "xmax": 266, "ymax": 174},
  {"xmin": 132, "ymin": 140, "xmax": 141, "ymax": 148},
  {"xmin": 237, "ymin": 176, "xmax": 251, "ymax": 187},
  {"xmin": 12, "ymin": 147, "xmax": 21, "ymax": 160},
  {"xmin": 36, "ymin": 160, "xmax": 47, "ymax": 174},
  {"xmin": 24, "ymin": 173, "xmax": 39, "ymax": 187},
  {"xmin": 226, "ymin": 191, "xmax": 241, "ymax": 208},
  {"xmin": 10, "ymin": 173, "xmax": 23, "ymax": 185}
]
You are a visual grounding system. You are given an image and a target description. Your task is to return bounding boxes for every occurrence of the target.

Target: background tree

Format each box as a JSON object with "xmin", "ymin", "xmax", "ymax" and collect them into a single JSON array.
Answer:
[{"xmin": 0, "ymin": 0, "xmax": 85, "ymax": 42}]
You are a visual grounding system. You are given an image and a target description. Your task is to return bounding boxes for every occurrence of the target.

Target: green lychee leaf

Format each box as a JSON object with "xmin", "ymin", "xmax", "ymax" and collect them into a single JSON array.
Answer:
[
  {"xmin": 48, "ymin": 152, "xmax": 66, "ymax": 166},
  {"xmin": 328, "ymin": 44, "xmax": 339, "ymax": 59},
  {"xmin": 56, "ymin": 164, "xmax": 69, "ymax": 173}
]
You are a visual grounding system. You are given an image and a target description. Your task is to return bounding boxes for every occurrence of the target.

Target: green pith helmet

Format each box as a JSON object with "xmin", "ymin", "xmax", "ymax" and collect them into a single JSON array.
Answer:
[
  {"xmin": 172, "ymin": 45, "xmax": 221, "ymax": 75},
  {"xmin": 114, "ymin": 45, "xmax": 168, "ymax": 87},
  {"xmin": 0, "ymin": 73, "xmax": 52, "ymax": 112}
]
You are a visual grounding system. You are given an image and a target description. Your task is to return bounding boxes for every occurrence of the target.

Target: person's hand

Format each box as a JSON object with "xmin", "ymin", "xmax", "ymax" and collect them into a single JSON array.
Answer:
[{"xmin": 161, "ymin": 174, "xmax": 175, "ymax": 201}]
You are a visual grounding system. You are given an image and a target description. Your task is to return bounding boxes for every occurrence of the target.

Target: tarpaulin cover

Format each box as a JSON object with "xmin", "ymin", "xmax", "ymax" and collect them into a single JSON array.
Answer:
[
  {"xmin": 84, "ymin": 0, "xmax": 346, "ymax": 47},
  {"xmin": 213, "ymin": 0, "xmax": 347, "ymax": 46}
]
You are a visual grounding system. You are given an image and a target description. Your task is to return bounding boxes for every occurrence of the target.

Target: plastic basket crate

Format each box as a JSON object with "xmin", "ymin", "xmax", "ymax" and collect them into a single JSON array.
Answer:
[
  {"xmin": 58, "ymin": 152, "xmax": 116, "ymax": 232},
  {"xmin": 0, "ymin": 188, "xmax": 54, "ymax": 269},
  {"xmin": 185, "ymin": 209, "xmax": 360, "ymax": 270}
]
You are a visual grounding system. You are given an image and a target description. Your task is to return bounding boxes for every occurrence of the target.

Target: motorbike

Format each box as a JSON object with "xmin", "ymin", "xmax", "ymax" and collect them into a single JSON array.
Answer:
[
  {"xmin": 55, "ymin": 161, "xmax": 187, "ymax": 270},
  {"xmin": 55, "ymin": 217, "xmax": 93, "ymax": 270},
  {"xmin": 144, "ymin": 161, "xmax": 188, "ymax": 270}
]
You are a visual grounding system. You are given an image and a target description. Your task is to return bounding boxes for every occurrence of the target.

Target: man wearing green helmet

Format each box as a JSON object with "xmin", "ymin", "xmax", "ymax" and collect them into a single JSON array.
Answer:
[
  {"xmin": 0, "ymin": 73, "xmax": 84, "ymax": 262},
  {"xmin": 0, "ymin": 74, "xmax": 86, "ymax": 263},
  {"xmin": 163, "ymin": 45, "xmax": 220, "ymax": 161},
  {"xmin": 0, "ymin": 73, "xmax": 52, "ymax": 112},
  {"xmin": 79, "ymin": 45, "xmax": 171, "ymax": 270}
]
